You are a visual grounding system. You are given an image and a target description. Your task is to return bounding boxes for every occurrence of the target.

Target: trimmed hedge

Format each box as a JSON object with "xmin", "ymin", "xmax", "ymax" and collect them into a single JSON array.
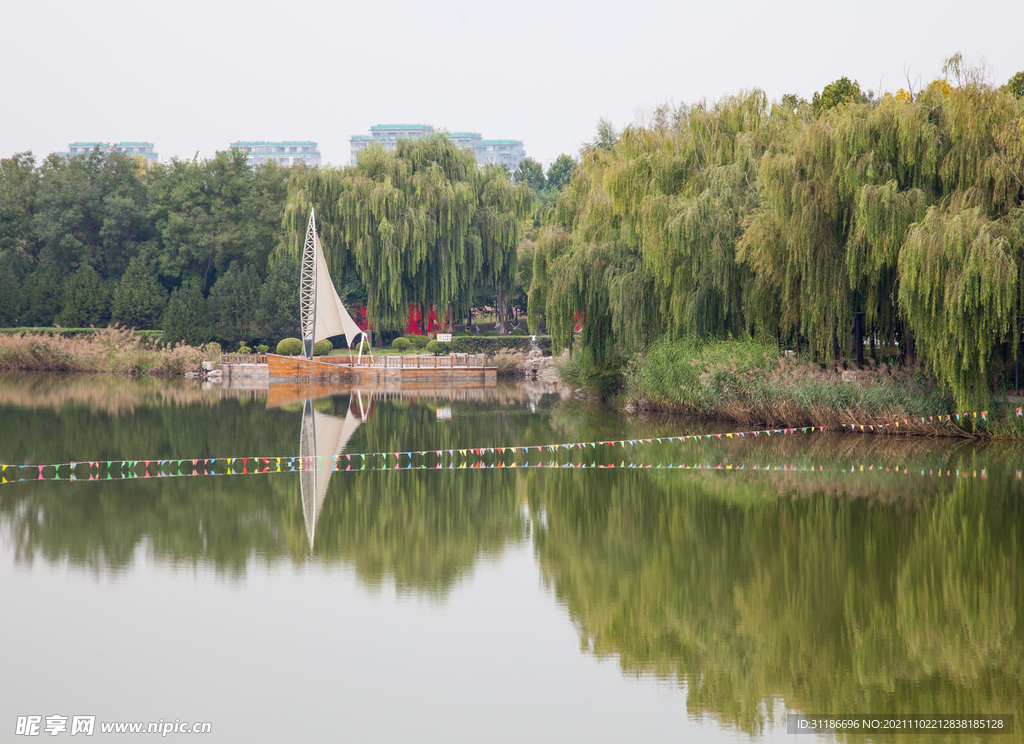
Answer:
[
  {"xmin": 0, "ymin": 327, "xmax": 164, "ymax": 343},
  {"xmin": 313, "ymin": 339, "xmax": 332, "ymax": 356},
  {"xmin": 426, "ymin": 340, "xmax": 449, "ymax": 356},
  {"xmin": 450, "ymin": 336, "xmax": 531, "ymax": 355},
  {"xmin": 410, "ymin": 334, "xmax": 430, "ymax": 349},
  {"xmin": 276, "ymin": 338, "xmax": 303, "ymax": 356},
  {"xmin": 392, "ymin": 337, "xmax": 411, "ymax": 351}
]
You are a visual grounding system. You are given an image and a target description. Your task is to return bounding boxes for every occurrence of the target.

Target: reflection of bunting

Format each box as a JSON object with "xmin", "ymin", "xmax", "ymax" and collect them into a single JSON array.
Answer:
[
  {"xmin": 0, "ymin": 458, "xmax": 997, "ymax": 482},
  {"xmin": 0, "ymin": 405, "xmax": 1008, "ymax": 485}
]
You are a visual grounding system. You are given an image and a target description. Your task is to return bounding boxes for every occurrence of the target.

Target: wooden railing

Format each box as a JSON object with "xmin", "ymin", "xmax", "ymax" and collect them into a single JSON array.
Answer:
[
  {"xmin": 221, "ymin": 354, "xmax": 268, "ymax": 364},
  {"xmin": 221, "ymin": 353, "xmax": 494, "ymax": 369}
]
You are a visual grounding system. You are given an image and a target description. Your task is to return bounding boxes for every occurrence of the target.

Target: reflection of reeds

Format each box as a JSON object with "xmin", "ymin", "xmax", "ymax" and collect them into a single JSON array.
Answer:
[
  {"xmin": 0, "ymin": 373, "xmax": 219, "ymax": 416},
  {"xmin": 0, "ymin": 328, "xmax": 216, "ymax": 376}
]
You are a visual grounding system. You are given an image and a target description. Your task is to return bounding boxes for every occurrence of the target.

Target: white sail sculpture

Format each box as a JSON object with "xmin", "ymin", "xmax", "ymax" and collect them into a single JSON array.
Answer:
[
  {"xmin": 300, "ymin": 208, "xmax": 367, "ymax": 359},
  {"xmin": 298, "ymin": 391, "xmax": 372, "ymax": 548}
]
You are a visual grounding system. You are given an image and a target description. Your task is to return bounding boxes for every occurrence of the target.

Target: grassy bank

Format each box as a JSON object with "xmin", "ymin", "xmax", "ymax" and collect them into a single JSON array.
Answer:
[
  {"xmin": 555, "ymin": 336, "xmax": 1024, "ymax": 436},
  {"xmin": 0, "ymin": 328, "xmax": 218, "ymax": 376}
]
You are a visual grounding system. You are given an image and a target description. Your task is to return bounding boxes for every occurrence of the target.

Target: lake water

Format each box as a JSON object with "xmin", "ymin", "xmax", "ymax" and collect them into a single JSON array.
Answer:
[{"xmin": 1, "ymin": 373, "xmax": 1021, "ymax": 743}]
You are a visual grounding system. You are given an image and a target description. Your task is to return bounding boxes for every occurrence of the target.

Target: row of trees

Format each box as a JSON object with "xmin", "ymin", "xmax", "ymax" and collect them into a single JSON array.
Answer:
[
  {"xmin": 284, "ymin": 136, "xmax": 535, "ymax": 333},
  {"xmin": 0, "ymin": 140, "xmax": 577, "ymax": 346},
  {"xmin": 529, "ymin": 59, "xmax": 1024, "ymax": 406},
  {"xmin": 0, "ymin": 148, "xmax": 296, "ymax": 344}
]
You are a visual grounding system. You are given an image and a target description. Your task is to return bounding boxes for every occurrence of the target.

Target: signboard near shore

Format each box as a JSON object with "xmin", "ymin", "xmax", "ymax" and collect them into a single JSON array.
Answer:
[{"xmin": 437, "ymin": 333, "xmax": 453, "ymax": 343}]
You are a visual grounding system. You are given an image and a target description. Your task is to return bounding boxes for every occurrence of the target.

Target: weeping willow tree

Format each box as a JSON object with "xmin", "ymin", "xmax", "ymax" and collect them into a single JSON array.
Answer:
[
  {"xmin": 898, "ymin": 205, "xmax": 1019, "ymax": 408},
  {"xmin": 531, "ymin": 92, "xmax": 779, "ymax": 360},
  {"xmin": 533, "ymin": 59, "xmax": 1022, "ymax": 403},
  {"xmin": 738, "ymin": 72, "xmax": 1024, "ymax": 403},
  {"xmin": 285, "ymin": 135, "xmax": 531, "ymax": 332}
]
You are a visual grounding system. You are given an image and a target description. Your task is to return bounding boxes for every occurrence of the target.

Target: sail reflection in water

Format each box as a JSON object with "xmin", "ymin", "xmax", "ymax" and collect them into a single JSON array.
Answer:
[{"xmin": 298, "ymin": 391, "xmax": 371, "ymax": 548}]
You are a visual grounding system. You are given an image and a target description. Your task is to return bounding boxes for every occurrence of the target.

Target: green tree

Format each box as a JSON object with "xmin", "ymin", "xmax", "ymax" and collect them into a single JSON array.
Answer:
[
  {"xmin": 1003, "ymin": 71, "xmax": 1024, "ymax": 99},
  {"xmin": 0, "ymin": 251, "xmax": 30, "ymax": 325},
  {"xmin": 33, "ymin": 148, "xmax": 154, "ymax": 279},
  {"xmin": 23, "ymin": 258, "xmax": 64, "ymax": 326},
  {"xmin": 55, "ymin": 265, "xmax": 110, "ymax": 327},
  {"xmin": 545, "ymin": 154, "xmax": 577, "ymax": 191},
  {"xmin": 257, "ymin": 253, "xmax": 301, "ymax": 343},
  {"xmin": 147, "ymin": 150, "xmax": 287, "ymax": 289},
  {"xmin": 533, "ymin": 92, "xmax": 770, "ymax": 359},
  {"xmin": 160, "ymin": 278, "xmax": 213, "ymax": 345},
  {"xmin": 513, "ymin": 156, "xmax": 546, "ymax": 191},
  {"xmin": 811, "ymin": 76, "xmax": 867, "ymax": 114},
  {"xmin": 285, "ymin": 134, "xmax": 531, "ymax": 332},
  {"xmin": 586, "ymin": 118, "xmax": 620, "ymax": 151},
  {"xmin": 208, "ymin": 261, "xmax": 261, "ymax": 344},
  {"xmin": 0, "ymin": 152, "xmax": 40, "ymax": 258},
  {"xmin": 111, "ymin": 253, "xmax": 168, "ymax": 329}
]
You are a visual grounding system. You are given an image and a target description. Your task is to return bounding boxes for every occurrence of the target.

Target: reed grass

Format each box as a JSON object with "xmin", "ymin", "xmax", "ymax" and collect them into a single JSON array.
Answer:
[
  {"xmin": 624, "ymin": 337, "xmax": 958, "ymax": 431},
  {"xmin": 0, "ymin": 327, "xmax": 218, "ymax": 376},
  {"xmin": 492, "ymin": 350, "xmax": 526, "ymax": 377}
]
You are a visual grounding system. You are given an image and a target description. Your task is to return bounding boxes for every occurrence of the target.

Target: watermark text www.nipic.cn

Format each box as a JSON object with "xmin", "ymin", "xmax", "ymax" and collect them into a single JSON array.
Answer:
[{"xmin": 15, "ymin": 716, "xmax": 213, "ymax": 736}]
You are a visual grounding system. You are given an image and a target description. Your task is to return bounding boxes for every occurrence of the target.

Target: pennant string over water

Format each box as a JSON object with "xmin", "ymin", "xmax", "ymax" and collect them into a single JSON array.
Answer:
[{"xmin": 0, "ymin": 406, "xmax": 1006, "ymax": 484}]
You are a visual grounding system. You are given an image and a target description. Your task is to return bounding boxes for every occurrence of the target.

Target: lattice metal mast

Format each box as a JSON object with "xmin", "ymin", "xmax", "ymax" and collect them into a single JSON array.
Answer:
[{"xmin": 299, "ymin": 209, "xmax": 318, "ymax": 359}]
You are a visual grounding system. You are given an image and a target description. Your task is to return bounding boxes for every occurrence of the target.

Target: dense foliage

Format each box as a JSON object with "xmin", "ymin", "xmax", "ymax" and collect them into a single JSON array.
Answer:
[
  {"xmin": 0, "ymin": 148, "xmax": 294, "ymax": 347},
  {"xmin": 0, "ymin": 139, "xmax": 546, "ymax": 350},
  {"xmin": 531, "ymin": 60, "xmax": 1024, "ymax": 406},
  {"xmin": 284, "ymin": 135, "xmax": 532, "ymax": 333}
]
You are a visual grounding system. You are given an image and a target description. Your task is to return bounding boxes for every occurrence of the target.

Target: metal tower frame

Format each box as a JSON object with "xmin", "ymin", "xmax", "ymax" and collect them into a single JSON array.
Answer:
[{"xmin": 299, "ymin": 209, "xmax": 318, "ymax": 359}]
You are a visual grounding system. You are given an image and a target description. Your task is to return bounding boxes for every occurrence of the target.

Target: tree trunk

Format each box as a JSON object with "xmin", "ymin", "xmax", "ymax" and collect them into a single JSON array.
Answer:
[
  {"xmin": 496, "ymin": 284, "xmax": 509, "ymax": 334},
  {"xmin": 901, "ymin": 319, "xmax": 916, "ymax": 367}
]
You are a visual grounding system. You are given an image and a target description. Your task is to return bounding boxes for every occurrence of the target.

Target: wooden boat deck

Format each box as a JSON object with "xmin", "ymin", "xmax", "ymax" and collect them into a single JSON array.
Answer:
[{"xmin": 222, "ymin": 353, "xmax": 496, "ymax": 384}]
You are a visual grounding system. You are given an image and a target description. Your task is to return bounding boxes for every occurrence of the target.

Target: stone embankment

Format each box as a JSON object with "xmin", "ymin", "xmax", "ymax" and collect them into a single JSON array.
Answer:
[{"xmin": 518, "ymin": 349, "xmax": 563, "ymax": 383}]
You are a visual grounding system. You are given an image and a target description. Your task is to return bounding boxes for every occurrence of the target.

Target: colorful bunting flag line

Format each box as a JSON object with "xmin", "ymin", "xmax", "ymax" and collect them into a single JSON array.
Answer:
[
  {"xmin": 0, "ymin": 405, "xmax": 1007, "ymax": 484},
  {"xmin": 0, "ymin": 457, "xmax": 999, "ymax": 483}
]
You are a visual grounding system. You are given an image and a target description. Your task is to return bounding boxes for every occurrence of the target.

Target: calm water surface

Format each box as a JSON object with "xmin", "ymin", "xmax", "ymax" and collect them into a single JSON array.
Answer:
[{"xmin": 1, "ymin": 373, "xmax": 1021, "ymax": 743}]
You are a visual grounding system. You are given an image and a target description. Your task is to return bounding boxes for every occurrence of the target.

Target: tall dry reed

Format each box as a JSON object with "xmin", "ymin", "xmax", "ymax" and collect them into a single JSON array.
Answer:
[{"xmin": 0, "ymin": 328, "xmax": 218, "ymax": 376}]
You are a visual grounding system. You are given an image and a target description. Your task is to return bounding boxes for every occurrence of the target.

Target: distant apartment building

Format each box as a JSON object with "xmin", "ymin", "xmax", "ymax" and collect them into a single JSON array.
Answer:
[
  {"xmin": 350, "ymin": 124, "xmax": 434, "ymax": 163},
  {"xmin": 230, "ymin": 141, "xmax": 321, "ymax": 167},
  {"xmin": 58, "ymin": 142, "xmax": 159, "ymax": 164},
  {"xmin": 477, "ymin": 139, "xmax": 527, "ymax": 170},
  {"xmin": 350, "ymin": 125, "xmax": 526, "ymax": 172}
]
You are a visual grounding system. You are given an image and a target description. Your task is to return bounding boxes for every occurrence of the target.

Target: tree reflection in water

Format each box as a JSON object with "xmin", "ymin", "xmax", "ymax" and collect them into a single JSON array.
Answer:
[{"xmin": 1, "ymin": 374, "xmax": 1021, "ymax": 737}]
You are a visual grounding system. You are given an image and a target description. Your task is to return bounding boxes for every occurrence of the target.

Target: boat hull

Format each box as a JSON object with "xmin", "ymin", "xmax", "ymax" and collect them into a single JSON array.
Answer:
[
  {"xmin": 266, "ymin": 354, "xmax": 352, "ymax": 380},
  {"xmin": 260, "ymin": 354, "xmax": 496, "ymax": 385}
]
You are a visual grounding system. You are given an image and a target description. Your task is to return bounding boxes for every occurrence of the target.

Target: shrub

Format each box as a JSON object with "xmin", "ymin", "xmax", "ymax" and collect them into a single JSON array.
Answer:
[
  {"xmin": 255, "ymin": 344, "xmax": 269, "ymax": 354},
  {"xmin": 313, "ymin": 339, "xmax": 332, "ymax": 356},
  {"xmin": 392, "ymin": 337, "xmax": 411, "ymax": 351},
  {"xmin": 238, "ymin": 345, "xmax": 252, "ymax": 354},
  {"xmin": 510, "ymin": 328, "xmax": 529, "ymax": 336},
  {"xmin": 483, "ymin": 330, "xmax": 499, "ymax": 337},
  {"xmin": 276, "ymin": 338, "xmax": 303, "ymax": 356},
  {"xmin": 426, "ymin": 340, "xmax": 449, "ymax": 356},
  {"xmin": 450, "ymin": 336, "xmax": 531, "ymax": 355},
  {"xmin": 411, "ymin": 334, "xmax": 430, "ymax": 349}
]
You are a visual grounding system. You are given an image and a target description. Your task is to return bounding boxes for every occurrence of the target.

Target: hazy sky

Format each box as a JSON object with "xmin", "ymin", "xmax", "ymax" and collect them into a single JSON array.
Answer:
[{"xmin": 2, "ymin": 0, "xmax": 1021, "ymax": 168}]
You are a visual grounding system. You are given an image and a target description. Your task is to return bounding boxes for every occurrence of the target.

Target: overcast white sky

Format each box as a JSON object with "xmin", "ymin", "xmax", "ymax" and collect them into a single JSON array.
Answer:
[{"xmin": 2, "ymin": 0, "xmax": 1022, "ymax": 169}]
